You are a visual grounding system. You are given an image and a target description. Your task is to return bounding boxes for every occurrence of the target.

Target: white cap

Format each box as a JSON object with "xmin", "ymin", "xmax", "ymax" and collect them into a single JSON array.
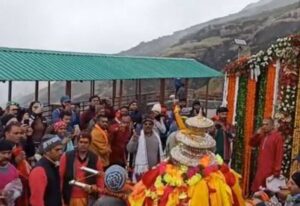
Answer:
[{"xmin": 151, "ymin": 103, "xmax": 162, "ymax": 114}]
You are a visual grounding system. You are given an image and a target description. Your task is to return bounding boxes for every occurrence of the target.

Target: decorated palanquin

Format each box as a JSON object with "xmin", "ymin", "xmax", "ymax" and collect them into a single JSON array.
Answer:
[{"xmin": 128, "ymin": 106, "xmax": 245, "ymax": 206}]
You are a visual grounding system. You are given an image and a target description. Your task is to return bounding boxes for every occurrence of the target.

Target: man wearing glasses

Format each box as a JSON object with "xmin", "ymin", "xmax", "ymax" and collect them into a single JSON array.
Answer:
[{"xmin": 127, "ymin": 115, "xmax": 164, "ymax": 182}]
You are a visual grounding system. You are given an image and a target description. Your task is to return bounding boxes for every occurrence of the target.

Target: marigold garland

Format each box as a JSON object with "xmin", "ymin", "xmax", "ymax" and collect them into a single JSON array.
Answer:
[
  {"xmin": 129, "ymin": 155, "xmax": 245, "ymax": 206},
  {"xmin": 242, "ymin": 78, "xmax": 256, "ymax": 196},
  {"xmin": 263, "ymin": 63, "xmax": 276, "ymax": 118},
  {"xmin": 226, "ymin": 74, "xmax": 237, "ymax": 124}
]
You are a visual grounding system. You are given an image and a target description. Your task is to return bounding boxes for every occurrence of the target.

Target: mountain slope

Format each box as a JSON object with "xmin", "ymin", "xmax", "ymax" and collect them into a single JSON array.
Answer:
[
  {"xmin": 162, "ymin": 3, "xmax": 300, "ymax": 70},
  {"xmin": 119, "ymin": 0, "xmax": 299, "ymax": 58}
]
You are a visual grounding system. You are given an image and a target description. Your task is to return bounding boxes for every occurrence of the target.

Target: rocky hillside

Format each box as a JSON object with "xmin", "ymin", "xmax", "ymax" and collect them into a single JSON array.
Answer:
[{"xmin": 120, "ymin": 0, "xmax": 300, "ymax": 71}]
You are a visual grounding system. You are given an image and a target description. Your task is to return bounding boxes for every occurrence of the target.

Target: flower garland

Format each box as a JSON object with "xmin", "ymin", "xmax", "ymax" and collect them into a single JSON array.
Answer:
[
  {"xmin": 291, "ymin": 73, "xmax": 300, "ymax": 174},
  {"xmin": 226, "ymin": 74, "xmax": 237, "ymax": 124},
  {"xmin": 226, "ymin": 35, "xmax": 300, "ymax": 178},
  {"xmin": 224, "ymin": 56, "xmax": 249, "ymax": 75},
  {"xmin": 221, "ymin": 72, "xmax": 229, "ymax": 107},
  {"xmin": 231, "ymin": 76, "xmax": 248, "ymax": 174},
  {"xmin": 263, "ymin": 62, "xmax": 276, "ymax": 118},
  {"xmin": 250, "ymin": 69, "xmax": 267, "ymax": 188},
  {"xmin": 129, "ymin": 155, "xmax": 244, "ymax": 206},
  {"xmin": 248, "ymin": 37, "xmax": 295, "ymax": 78},
  {"xmin": 242, "ymin": 78, "xmax": 256, "ymax": 196},
  {"xmin": 276, "ymin": 65, "xmax": 299, "ymax": 176}
]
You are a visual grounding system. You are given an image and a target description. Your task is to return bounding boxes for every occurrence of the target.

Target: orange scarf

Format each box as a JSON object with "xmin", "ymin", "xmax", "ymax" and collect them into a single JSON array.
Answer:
[{"xmin": 95, "ymin": 124, "xmax": 109, "ymax": 144}]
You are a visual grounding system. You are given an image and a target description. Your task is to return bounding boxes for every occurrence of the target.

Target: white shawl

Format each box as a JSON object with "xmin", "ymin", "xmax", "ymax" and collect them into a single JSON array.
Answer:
[{"xmin": 133, "ymin": 130, "xmax": 164, "ymax": 182}]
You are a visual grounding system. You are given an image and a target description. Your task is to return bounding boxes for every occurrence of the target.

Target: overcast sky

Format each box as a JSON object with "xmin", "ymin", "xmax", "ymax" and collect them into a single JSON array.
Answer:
[
  {"xmin": 0, "ymin": 0, "xmax": 259, "ymax": 54},
  {"xmin": 0, "ymin": 0, "xmax": 260, "ymax": 106}
]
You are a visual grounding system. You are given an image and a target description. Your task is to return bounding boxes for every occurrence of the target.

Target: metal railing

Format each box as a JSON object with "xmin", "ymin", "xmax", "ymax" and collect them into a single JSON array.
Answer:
[{"xmin": 42, "ymin": 89, "xmax": 222, "ymax": 119}]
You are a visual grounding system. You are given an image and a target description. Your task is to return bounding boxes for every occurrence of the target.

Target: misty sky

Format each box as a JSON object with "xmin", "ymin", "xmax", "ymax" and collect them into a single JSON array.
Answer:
[
  {"xmin": 0, "ymin": 0, "xmax": 259, "ymax": 106},
  {"xmin": 0, "ymin": 0, "xmax": 258, "ymax": 54}
]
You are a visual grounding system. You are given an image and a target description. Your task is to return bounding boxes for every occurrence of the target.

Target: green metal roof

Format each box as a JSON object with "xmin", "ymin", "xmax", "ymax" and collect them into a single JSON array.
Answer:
[{"xmin": 0, "ymin": 47, "xmax": 222, "ymax": 81}]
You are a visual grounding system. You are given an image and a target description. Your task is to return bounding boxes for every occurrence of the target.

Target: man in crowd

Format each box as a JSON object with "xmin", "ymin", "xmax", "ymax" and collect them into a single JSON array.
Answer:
[
  {"xmin": 127, "ymin": 115, "xmax": 164, "ymax": 182},
  {"xmin": 29, "ymin": 135, "xmax": 63, "ymax": 206},
  {"xmin": 109, "ymin": 115, "xmax": 132, "ymax": 167},
  {"xmin": 210, "ymin": 107, "xmax": 235, "ymax": 163},
  {"xmin": 53, "ymin": 121, "xmax": 74, "ymax": 152},
  {"xmin": 4, "ymin": 102, "xmax": 20, "ymax": 117},
  {"xmin": 189, "ymin": 100, "xmax": 205, "ymax": 117},
  {"xmin": 47, "ymin": 111, "xmax": 73, "ymax": 134},
  {"xmin": 80, "ymin": 95, "xmax": 100, "ymax": 130},
  {"xmin": 52, "ymin": 96, "xmax": 79, "ymax": 130},
  {"xmin": 90, "ymin": 115, "xmax": 111, "ymax": 168},
  {"xmin": 285, "ymin": 171, "xmax": 300, "ymax": 206},
  {"xmin": 249, "ymin": 118, "xmax": 284, "ymax": 193},
  {"xmin": 112, "ymin": 106, "xmax": 129, "ymax": 125},
  {"xmin": 0, "ymin": 102, "xmax": 20, "ymax": 136},
  {"xmin": 0, "ymin": 139, "xmax": 22, "ymax": 206},
  {"xmin": 151, "ymin": 103, "xmax": 167, "ymax": 149},
  {"xmin": 60, "ymin": 132, "xmax": 104, "ymax": 206},
  {"xmin": 4, "ymin": 122, "xmax": 31, "ymax": 206},
  {"xmin": 128, "ymin": 100, "xmax": 142, "ymax": 135},
  {"xmin": 175, "ymin": 80, "xmax": 186, "ymax": 101}
]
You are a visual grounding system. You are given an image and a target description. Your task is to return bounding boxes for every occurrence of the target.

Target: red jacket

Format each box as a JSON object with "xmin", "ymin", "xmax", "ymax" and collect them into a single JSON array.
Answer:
[{"xmin": 109, "ymin": 123, "xmax": 131, "ymax": 166}]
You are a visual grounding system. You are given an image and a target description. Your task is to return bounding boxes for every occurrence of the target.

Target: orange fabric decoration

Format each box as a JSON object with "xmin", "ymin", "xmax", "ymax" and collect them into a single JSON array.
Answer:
[
  {"xmin": 227, "ymin": 74, "xmax": 237, "ymax": 124},
  {"xmin": 242, "ymin": 78, "xmax": 257, "ymax": 196},
  {"xmin": 263, "ymin": 63, "xmax": 276, "ymax": 118},
  {"xmin": 199, "ymin": 155, "xmax": 211, "ymax": 168}
]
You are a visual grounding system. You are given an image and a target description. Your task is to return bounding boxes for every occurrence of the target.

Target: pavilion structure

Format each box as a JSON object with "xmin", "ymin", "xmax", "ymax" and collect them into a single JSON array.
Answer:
[{"xmin": 0, "ymin": 47, "xmax": 222, "ymax": 110}]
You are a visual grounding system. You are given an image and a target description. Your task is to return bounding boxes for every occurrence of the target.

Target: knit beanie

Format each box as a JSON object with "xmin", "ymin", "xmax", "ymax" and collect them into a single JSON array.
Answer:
[
  {"xmin": 40, "ymin": 134, "xmax": 62, "ymax": 153},
  {"xmin": 104, "ymin": 165, "xmax": 127, "ymax": 192},
  {"xmin": 291, "ymin": 172, "xmax": 300, "ymax": 188},
  {"xmin": 0, "ymin": 139, "xmax": 13, "ymax": 151}
]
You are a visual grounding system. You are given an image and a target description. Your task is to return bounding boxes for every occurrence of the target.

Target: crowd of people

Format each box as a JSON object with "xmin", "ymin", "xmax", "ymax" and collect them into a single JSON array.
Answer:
[{"xmin": 0, "ymin": 92, "xmax": 299, "ymax": 206}]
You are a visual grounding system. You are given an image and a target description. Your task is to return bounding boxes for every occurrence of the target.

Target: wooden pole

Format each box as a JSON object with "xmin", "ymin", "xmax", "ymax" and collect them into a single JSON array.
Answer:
[
  {"xmin": 138, "ymin": 79, "xmax": 142, "ymax": 106},
  {"xmin": 112, "ymin": 80, "xmax": 116, "ymax": 107},
  {"xmin": 160, "ymin": 79, "xmax": 166, "ymax": 105},
  {"xmin": 66, "ymin": 81, "xmax": 72, "ymax": 97},
  {"xmin": 185, "ymin": 78, "xmax": 189, "ymax": 101},
  {"xmin": 135, "ymin": 79, "xmax": 138, "ymax": 100},
  {"xmin": 90, "ymin": 80, "xmax": 95, "ymax": 96},
  {"xmin": 205, "ymin": 78, "xmax": 211, "ymax": 115},
  {"xmin": 8, "ymin": 81, "xmax": 12, "ymax": 101},
  {"xmin": 35, "ymin": 81, "xmax": 39, "ymax": 101},
  {"xmin": 47, "ymin": 81, "xmax": 51, "ymax": 105},
  {"xmin": 118, "ymin": 80, "xmax": 123, "ymax": 108}
]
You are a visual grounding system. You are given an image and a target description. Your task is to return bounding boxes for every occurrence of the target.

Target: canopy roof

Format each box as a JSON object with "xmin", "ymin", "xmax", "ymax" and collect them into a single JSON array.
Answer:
[{"xmin": 0, "ymin": 47, "xmax": 222, "ymax": 81}]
